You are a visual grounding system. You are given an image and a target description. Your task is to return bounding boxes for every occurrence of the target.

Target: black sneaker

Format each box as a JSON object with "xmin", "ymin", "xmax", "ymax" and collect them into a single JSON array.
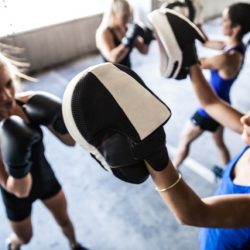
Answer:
[
  {"xmin": 212, "ymin": 165, "xmax": 224, "ymax": 179},
  {"xmin": 5, "ymin": 238, "xmax": 21, "ymax": 250},
  {"xmin": 6, "ymin": 243, "xmax": 20, "ymax": 250},
  {"xmin": 72, "ymin": 243, "xmax": 89, "ymax": 250},
  {"xmin": 6, "ymin": 243, "xmax": 11, "ymax": 250}
]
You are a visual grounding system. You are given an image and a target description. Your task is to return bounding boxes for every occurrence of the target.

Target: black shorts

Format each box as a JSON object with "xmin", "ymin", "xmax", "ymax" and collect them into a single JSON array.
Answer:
[
  {"xmin": 0, "ymin": 175, "xmax": 61, "ymax": 222},
  {"xmin": 191, "ymin": 111, "xmax": 220, "ymax": 132}
]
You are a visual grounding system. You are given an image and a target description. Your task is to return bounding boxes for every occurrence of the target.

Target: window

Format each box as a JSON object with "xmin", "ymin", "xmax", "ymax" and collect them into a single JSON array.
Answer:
[
  {"xmin": 0, "ymin": 0, "xmax": 152, "ymax": 37},
  {"xmin": 0, "ymin": 0, "xmax": 107, "ymax": 36}
]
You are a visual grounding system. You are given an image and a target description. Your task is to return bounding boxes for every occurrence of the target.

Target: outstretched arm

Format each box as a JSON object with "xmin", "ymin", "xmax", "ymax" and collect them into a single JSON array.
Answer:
[
  {"xmin": 134, "ymin": 37, "xmax": 149, "ymax": 54},
  {"xmin": 189, "ymin": 64, "xmax": 243, "ymax": 133},
  {"xmin": 17, "ymin": 91, "xmax": 75, "ymax": 146},
  {"xmin": 202, "ymin": 40, "xmax": 225, "ymax": 50},
  {"xmin": 147, "ymin": 160, "xmax": 250, "ymax": 228},
  {"xmin": 199, "ymin": 53, "xmax": 227, "ymax": 70},
  {"xmin": 48, "ymin": 125, "xmax": 75, "ymax": 146}
]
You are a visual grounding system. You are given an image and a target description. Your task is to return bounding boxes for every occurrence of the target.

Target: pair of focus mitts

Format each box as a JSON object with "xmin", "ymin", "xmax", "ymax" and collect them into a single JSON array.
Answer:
[
  {"xmin": 148, "ymin": 8, "xmax": 206, "ymax": 79},
  {"xmin": 61, "ymin": 9, "xmax": 206, "ymax": 184},
  {"xmin": 63, "ymin": 63, "xmax": 171, "ymax": 184},
  {"xmin": 123, "ymin": 7, "xmax": 206, "ymax": 80}
]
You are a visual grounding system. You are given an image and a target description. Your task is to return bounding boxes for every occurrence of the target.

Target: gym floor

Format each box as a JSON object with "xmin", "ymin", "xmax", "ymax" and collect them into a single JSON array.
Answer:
[{"xmin": 0, "ymin": 18, "xmax": 250, "ymax": 250}]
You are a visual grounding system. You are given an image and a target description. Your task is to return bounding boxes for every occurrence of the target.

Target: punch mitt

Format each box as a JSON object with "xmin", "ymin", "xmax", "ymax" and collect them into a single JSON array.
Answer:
[
  {"xmin": 161, "ymin": 0, "xmax": 195, "ymax": 22},
  {"xmin": 62, "ymin": 63, "xmax": 171, "ymax": 184},
  {"xmin": 148, "ymin": 8, "xmax": 206, "ymax": 79}
]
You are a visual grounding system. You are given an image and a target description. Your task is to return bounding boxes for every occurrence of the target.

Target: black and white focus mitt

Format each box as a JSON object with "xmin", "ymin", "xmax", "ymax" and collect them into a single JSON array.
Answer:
[
  {"xmin": 148, "ymin": 8, "xmax": 206, "ymax": 79},
  {"xmin": 62, "ymin": 63, "xmax": 171, "ymax": 184}
]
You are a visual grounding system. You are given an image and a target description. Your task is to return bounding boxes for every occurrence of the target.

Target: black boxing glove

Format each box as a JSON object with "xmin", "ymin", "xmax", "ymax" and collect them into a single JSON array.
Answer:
[
  {"xmin": 121, "ymin": 23, "xmax": 144, "ymax": 50},
  {"xmin": 98, "ymin": 126, "xmax": 169, "ymax": 172},
  {"xmin": 184, "ymin": 0, "xmax": 196, "ymax": 22},
  {"xmin": 176, "ymin": 43, "xmax": 199, "ymax": 79},
  {"xmin": 1, "ymin": 116, "xmax": 41, "ymax": 178},
  {"xmin": 23, "ymin": 91, "xmax": 68, "ymax": 134},
  {"xmin": 140, "ymin": 26, "xmax": 155, "ymax": 45}
]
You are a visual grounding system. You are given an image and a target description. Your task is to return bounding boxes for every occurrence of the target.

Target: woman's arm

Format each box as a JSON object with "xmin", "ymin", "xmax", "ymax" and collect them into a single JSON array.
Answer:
[
  {"xmin": 0, "ymin": 157, "xmax": 32, "ymax": 198},
  {"xmin": 200, "ymin": 52, "xmax": 241, "ymax": 72},
  {"xmin": 48, "ymin": 125, "xmax": 75, "ymax": 146},
  {"xmin": 134, "ymin": 37, "xmax": 149, "ymax": 54},
  {"xmin": 189, "ymin": 64, "xmax": 243, "ymax": 133},
  {"xmin": 6, "ymin": 175, "xmax": 32, "ymax": 198},
  {"xmin": 200, "ymin": 53, "xmax": 227, "ymax": 70},
  {"xmin": 202, "ymin": 40, "xmax": 225, "ymax": 50},
  {"xmin": 96, "ymin": 29, "xmax": 130, "ymax": 63},
  {"xmin": 17, "ymin": 91, "xmax": 76, "ymax": 146},
  {"xmin": 147, "ymin": 160, "xmax": 250, "ymax": 228}
]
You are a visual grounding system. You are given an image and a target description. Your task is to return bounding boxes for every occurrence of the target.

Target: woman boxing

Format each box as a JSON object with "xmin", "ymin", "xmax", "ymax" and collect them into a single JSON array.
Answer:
[
  {"xmin": 0, "ymin": 53, "xmax": 88, "ymax": 250},
  {"xmin": 147, "ymin": 63, "xmax": 250, "ymax": 250},
  {"xmin": 146, "ymin": 4, "xmax": 250, "ymax": 249},
  {"xmin": 60, "ymin": 4, "xmax": 250, "ymax": 249},
  {"xmin": 95, "ymin": 0, "xmax": 153, "ymax": 69},
  {"xmin": 173, "ymin": 3, "xmax": 248, "ymax": 174}
]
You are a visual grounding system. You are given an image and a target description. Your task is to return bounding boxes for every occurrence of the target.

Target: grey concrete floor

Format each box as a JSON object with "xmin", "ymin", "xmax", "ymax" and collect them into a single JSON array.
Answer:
[{"xmin": 1, "ymin": 18, "xmax": 250, "ymax": 250}]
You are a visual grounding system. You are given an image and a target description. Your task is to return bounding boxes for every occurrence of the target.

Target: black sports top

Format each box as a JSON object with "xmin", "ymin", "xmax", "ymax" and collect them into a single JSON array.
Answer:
[
  {"xmin": 101, "ymin": 27, "xmax": 131, "ymax": 68},
  {"xmin": 0, "ymin": 100, "xmax": 59, "ymax": 199}
]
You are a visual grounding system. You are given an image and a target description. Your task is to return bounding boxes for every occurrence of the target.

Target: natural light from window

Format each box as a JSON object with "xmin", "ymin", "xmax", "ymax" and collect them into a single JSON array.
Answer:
[
  {"xmin": 0, "ymin": 0, "xmax": 151, "ymax": 37},
  {"xmin": 0, "ymin": 0, "xmax": 107, "ymax": 36}
]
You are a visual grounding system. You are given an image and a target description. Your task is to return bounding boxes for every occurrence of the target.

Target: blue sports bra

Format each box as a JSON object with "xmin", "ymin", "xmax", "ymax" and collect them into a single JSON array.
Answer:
[
  {"xmin": 197, "ymin": 44, "xmax": 246, "ymax": 118},
  {"xmin": 199, "ymin": 146, "xmax": 250, "ymax": 250}
]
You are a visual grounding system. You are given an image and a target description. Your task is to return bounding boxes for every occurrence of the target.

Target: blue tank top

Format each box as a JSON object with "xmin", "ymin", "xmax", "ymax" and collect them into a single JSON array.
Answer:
[
  {"xmin": 197, "ymin": 44, "xmax": 246, "ymax": 118},
  {"xmin": 199, "ymin": 146, "xmax": 250, "ymax": 250}
]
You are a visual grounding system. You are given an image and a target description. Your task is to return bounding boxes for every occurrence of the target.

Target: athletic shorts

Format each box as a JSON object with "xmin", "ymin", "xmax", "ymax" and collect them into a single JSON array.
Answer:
[
  {"xmin": 0, "ymin": 175, "xmax": 61, "ymax": 222},
  {"xmin": 191, "ymin": 111, "xmax": 220, "ymax": 132}
]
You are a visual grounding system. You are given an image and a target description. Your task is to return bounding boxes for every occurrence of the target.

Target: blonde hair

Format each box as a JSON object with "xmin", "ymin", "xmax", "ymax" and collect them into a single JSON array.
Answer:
[
  {"xmin": 99, "ymin": 0, "xmax": 131, "ymax": 28},
  {"xmin": 96, "ymin": 0, "xmax": 132, "ymax": 49},
  {"xmin": 0, "ymin": 43, "xmax": 37, "ymax": 84}
]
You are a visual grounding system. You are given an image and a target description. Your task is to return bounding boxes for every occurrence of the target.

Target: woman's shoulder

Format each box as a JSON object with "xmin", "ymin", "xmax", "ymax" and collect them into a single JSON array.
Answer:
[
  {"xmin": 15, "ymin": 91, "xmax": 35, "ymax": 103},
  {"xmin": 223, "ymin": 43, "xmax": 245, "ymax": 57},
  {"xmin": 97, "ymin": 26, "xmax": 111, "ymax": 35},
  {"xmin": 96, "ymin": 26, "xmax": 113, "ymax": 42},
  {"xmin": 216, "ymin": 45, "xmax": 243, "ymax": 65}
]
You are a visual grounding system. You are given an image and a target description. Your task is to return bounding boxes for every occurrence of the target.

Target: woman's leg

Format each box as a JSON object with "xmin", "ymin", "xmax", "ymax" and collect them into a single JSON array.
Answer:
[
  {"xmin": 173, "ymin": 121, "xmax": 203, "ymax": 169},
  {"xmin": 7, "ymin": 216, "xmax": 33, "ymax": 250},
  {"xmin": 42, "ymin": 190, "xmax": 81, "ymax": 249},
  {"xmin": 212, "ymin": 126, "xmax": 230, "ymax": 166}
]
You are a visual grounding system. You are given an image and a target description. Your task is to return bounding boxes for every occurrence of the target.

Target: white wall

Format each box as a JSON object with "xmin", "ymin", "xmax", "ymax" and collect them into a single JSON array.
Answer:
[
  {"xmin": 1, "ymin": 0, "xmax": 250, "ymax": 72},
  {"xmin": 0, "ymin": 14, "xmax": 102, "ymax": 72}
]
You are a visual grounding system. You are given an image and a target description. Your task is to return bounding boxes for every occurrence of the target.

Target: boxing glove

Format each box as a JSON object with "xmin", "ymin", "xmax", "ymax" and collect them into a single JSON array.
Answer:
[
  {"xmin": 121, "ymin": 23, "xmax": 144, "ymax": 50},
  {"xmin": 177, "ymin": 43, "xmax": 199, "ymax": 79},
  {"xmin": 185, "ymin": 0, "xmax": 196, "ymax": 22},
  {"xmin": 97, "ymin": 126, "xmax": 169, "ymax": 171},
  {"xmin": 23, "ymin": 91, "xmax": 68, "ymax": 134},
  {"xmin": 1, "ymin": 116, "xmax": 41, "ymax": 178},
  {"xmin": 140, "ymin": 27, "xmax": 155, "ymax": 45}
]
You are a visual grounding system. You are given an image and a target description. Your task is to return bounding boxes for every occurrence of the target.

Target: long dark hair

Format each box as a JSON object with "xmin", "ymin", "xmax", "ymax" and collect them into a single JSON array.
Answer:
[{"xmin": 228, "ymin": 3, "xmax": 250, "ymax": 37}]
